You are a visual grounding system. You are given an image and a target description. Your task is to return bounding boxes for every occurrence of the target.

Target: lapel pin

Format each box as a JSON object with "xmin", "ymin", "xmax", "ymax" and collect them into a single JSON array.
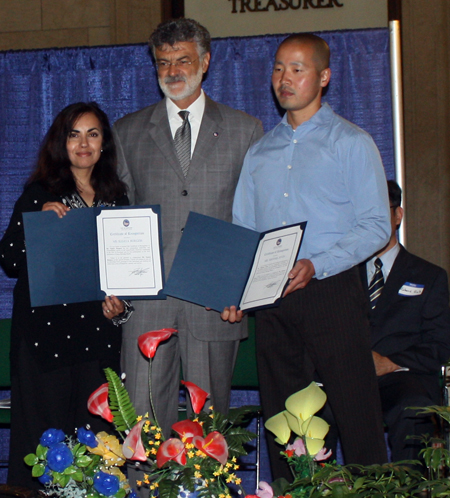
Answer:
[{"xmin": 213, "ymin": 132, "xmax": 219, "ymax": 137}]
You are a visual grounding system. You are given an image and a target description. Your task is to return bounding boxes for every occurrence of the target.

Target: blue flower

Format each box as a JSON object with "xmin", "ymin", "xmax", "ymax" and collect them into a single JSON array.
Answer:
[
  {"xmin": 40, "ymin": 429, "xmax": 65, "ymax": 448},
  {"xmin": 38, "ymin": 466, "xmax": 52, "ymax": 485},
  {"xmin": 46, "ymin": 443, "xmax": 74, "ymax": 473},
  {"xmin": 128, "ymin": 491, "xmax": 138, "ymax": 498},
  {"xmin": 94, "ymin": 471, "xmax": 120, "ymax": 496},
  {"xmin": 77, "ymin": 427, "xmax": 98, "ymax": 447}
]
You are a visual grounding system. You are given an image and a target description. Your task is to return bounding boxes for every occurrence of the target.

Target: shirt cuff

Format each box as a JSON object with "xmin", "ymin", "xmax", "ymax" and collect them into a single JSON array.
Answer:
[{"xmin": 111, "ymin": 300, "xmax": 134, "ymax": 326}]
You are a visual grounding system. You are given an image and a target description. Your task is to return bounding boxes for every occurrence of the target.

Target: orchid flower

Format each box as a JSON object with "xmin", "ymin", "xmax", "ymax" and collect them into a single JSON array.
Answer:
[
  {"xmin": 192, "ymin": 431, "xmax": 228, "ymax": 465},
  {"xmin": 87, "ymin": 383, "xmax": 113, "ymax": 423},
  {"xmin": 172, "ymin": 419, "xmax": 203, "ymax": 443},
  {"xmin": 122, "ymin": 421, "xmax": 147, "ymax": 461},
  {"xmin": 138, "ymin": 328, "xmax": 177, "ymax": 359},
  {"xmin": 181, "ymin": 380, "xmax": 209, "ymax": 414},
  {"xmin": 156, "ymin": 438, "xmax": 186, "ymax": 468},
  {"xmin": 314, "ymin": 446, "xmax": 333, "ymax": 461},
  {"xmin": 256, "ymin": 481, "xmax": 274, "ymax": 498}
]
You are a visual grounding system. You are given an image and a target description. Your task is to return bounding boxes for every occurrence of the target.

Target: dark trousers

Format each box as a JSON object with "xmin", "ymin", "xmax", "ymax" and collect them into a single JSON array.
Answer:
[
  {"xmin": 7, "ymin": 340, "xmax": 118, "ymax": 490},
  {"xmin": 255, "ymin": 267, "xmax": 387, "ymax": 480},
  {"xmin": 379, "ymin": 371, "xmax": 440, "ymax": 463}
]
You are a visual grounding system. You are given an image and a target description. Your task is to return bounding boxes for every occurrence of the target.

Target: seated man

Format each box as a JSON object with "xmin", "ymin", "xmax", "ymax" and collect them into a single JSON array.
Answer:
[{"xmin": 362, "ymin": 180, "xmax": 450, "ymax": 462}]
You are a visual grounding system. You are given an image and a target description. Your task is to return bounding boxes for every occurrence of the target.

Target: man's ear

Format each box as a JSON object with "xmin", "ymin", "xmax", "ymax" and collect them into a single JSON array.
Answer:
[
  {"xmin": 320, "ymin": 68, "xmax": 331, "ymax": 88},
  {"xmin": 202, "ymin": 52, "xmax": 211, "ymax": 74},
  {"xmin": 395, "ymin": 206, "xmax": 404, "ymax": 229}
]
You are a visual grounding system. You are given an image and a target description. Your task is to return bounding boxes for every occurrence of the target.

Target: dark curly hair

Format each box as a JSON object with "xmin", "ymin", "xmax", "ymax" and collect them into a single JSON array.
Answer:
[
  {"xmin": 28, "ymin": 102, "xmax": 126, "ymax": 202},
  {"xmin": 149, "ymin": 18, "xmax": 211, "ymax": 57}
]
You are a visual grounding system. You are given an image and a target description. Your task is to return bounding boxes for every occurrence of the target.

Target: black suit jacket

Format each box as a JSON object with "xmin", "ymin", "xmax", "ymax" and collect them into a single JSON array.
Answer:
[{"xmin": 361, "ymin": 245, "xmax": 450, "ymax": 375}]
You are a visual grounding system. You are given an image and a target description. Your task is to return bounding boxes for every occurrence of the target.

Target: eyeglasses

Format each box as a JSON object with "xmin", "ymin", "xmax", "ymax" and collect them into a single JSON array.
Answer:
[{"xmin": 156, "ymin": 58, "xmax": 200, "ymax": 70}]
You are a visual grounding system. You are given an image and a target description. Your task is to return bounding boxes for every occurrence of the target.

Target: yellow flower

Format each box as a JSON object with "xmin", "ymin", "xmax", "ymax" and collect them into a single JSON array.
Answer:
[
  {"xmin": 145, "ymin": 420, "xmax": 150, "ymax": 426},
  {"xmin": 137, "ymin": 415, "xmax": 143, "ymax": 422},
  {"xmin": 194, "ymin": 464, "xmax": 201, "ymax": 470},
  {"xmin": 151, "ymin": 448, "xmax": 157, "ymax": 455},
  {"xmin": 194, "ymin": 471, "xmax": 202, "ymax": 479},
  {"xmin": 143, "ymin": 426, "xmax": 150, "ymax": 433},
  {"xmin": 209, "ymin": 406, "xmax": 214, "ymax": 411},
  {"xmin": 155, "ymin": 433, "xmax": 161, "ymax": 439},
  {"xmin": 151, "ymin": 426, "xmax": 157, "ymax": 430},
  {"xmin": 234, "ymin": 465, "xmax": 239, "ymax": 470},
  {"xmin": 185, "ymin": 443, "xmax": 194, "ymax": 449},
  {"xmin": 88, "ymin": 432, "xmax": 125, "ymax": 466},
  {"xmin": 188, "ymin": 451, "xmax": 195, "ymax": 458},
  {"xmin": 231, "ymin": 457, "xmax": 237, "ymax": 463},
  {"xmin": 154, "ymin": 440, "xmax": 161, "ymax": 446},
  {"xmin": 235, "ymin": 478, "xmax": 242, "ymax": 485},
  {"xmin": 137, "ymin": 481, "xmax": 142, "ymax": 486},
  {"xmin": 209, "ymin": 414, "xmax": 214, "ymax": 419}
]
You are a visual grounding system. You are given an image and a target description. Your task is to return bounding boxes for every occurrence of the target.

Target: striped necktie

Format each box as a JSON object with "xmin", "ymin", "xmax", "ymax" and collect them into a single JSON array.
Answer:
[
  {"xmin": 174, "ymin": 110, "xmax": 191, "ymax": 177},
  {"xmin": 369, "ymin": 258, "xmax": 384, "ymax": 309}
]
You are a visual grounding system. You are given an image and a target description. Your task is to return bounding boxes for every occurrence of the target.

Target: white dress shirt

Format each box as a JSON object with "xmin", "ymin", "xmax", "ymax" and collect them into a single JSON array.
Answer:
[
  {"xmin": 366, "ymin": 242, "xmax": 401, "ymax": 284},
  {"xmin": 166, "ymin": 90, "xmax": 206, "ymax": 158}
]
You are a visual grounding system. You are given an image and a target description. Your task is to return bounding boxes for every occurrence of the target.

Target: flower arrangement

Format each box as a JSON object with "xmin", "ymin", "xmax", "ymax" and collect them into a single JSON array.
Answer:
[
  {"xmin": 26, "ymin": 328, "xmax": 257, "ymax": 498},
  {"xmin": 257, "ymin": 383, "xmax": 450, "ymax": 498},
  {"xmin": 25, "ymin": 427, "xmax": 133, "ymax": 498}
]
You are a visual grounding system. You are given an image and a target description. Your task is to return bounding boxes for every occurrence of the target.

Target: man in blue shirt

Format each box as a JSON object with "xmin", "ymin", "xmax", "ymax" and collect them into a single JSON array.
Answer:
[{"xmin": 223, "ymin": 33, "xmax": 390, "ymax": 478}]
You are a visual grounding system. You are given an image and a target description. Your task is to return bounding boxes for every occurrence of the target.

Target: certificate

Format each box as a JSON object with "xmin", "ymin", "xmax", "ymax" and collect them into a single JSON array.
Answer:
[
  {"xmin": 23, "ymin": 205, "xmax": 165, "ymax": 307},
  {"xmin": 239, "ymin": 228, "xmax": 302, "ymax": 311},
  {"xmin": 164, "ymin": 212, "xmax": 306, "ymax": 312},
  {"xmin": 97, "ymin": 208, "xmax": 163, "ymax": 297}
]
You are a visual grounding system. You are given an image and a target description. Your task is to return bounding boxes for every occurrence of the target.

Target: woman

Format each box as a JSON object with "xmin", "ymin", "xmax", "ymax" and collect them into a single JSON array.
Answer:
[{"xmin": 0, "ymin": 102, "xmax": 129, "ymax": 489}]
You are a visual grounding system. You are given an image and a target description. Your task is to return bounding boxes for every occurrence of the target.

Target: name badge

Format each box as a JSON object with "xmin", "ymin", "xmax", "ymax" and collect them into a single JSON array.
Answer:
[{"xmin": 398, "ymin": 282, "xmax": 424, "ymax": 296}]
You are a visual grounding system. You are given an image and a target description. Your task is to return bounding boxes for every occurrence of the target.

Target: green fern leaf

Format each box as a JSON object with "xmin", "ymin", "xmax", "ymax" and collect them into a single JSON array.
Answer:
[{"xmin": 104, "ymin": 368, "xmax": 138, "ymax": 431}]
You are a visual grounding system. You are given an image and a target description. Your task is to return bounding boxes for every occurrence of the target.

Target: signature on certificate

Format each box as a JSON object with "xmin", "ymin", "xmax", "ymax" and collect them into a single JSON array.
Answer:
[
  {"xmin": 129, "ymin": 268, "xmax": 150, "ymax": 276},
  {"xmin": 266, "ymin": 281, "xmax": 277, "ymax": 288}
]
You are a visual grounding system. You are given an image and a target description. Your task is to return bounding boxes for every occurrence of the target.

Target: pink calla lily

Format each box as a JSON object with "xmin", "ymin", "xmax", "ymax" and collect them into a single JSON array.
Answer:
[
  {"xmin": 192, "ymin": 431, "xmax": 228, "ymax": 465},
  {"xmin": 172, "ymin": 419, "xmax": 203, "ymax": 443},
  {"xmin": 256, "ymin": 481, "xmax": 274, "ymax": 498},
  {"xmin": 181, "ymin": 380, "xmax": 209, "ymax": 414},
  {"xmin": 87, "ymin": 383, "xmax": 113, "ymax": 423},
  {"xmin": 156, "ymin": 438, "xmax": 186, "ymax": 468},
  {"xmin": 123, "ymin": 421, "xmax": 147, "ymax": 461},
  {"xmin": 138, "ymin": 328, "xmax": 177, "ymax": 359}
]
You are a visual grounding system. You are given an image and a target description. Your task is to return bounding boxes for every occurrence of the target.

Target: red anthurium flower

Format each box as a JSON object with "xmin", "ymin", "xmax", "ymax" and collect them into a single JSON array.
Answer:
[
  {"xmin": 87, "ymin": 383, "xmax": 113, "ymax": 423},
  {"xmin": 138, "ymin": 329, "xmax": 177, "ymax": 359},
  {"xmin": 156, "ymin": 438, "xmax": 186, "ymax": 468},
  {"xmin": 181, "ymin": 380, "xmax": 209, "ymax": 414},
  {"xmin": 123, "ymin": 421, "xmax": 147, "ymax": 461},
  {"xmin": 172, "ymin": 419, "xmax": 203, "ymax": 443},
  {"xmin": 192, "ymin": 431, "xmax": 228, "ymax": 465}
]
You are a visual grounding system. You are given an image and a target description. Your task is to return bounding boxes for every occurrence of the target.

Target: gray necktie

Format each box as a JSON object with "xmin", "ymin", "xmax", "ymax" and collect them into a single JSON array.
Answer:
[
  {"xmin": 369, "ymin": 258, "xmax": 384, "ymax": 309},
  {"xmin": 174, "ymin": 110, "xmax": 191, "ymax": 177}
]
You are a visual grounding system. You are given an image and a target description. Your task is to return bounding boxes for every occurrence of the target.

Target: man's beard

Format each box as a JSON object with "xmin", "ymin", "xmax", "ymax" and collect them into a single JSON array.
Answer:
[{"xmin": 158, "ymin": 63, "xmax": 204, "ymax": 102}]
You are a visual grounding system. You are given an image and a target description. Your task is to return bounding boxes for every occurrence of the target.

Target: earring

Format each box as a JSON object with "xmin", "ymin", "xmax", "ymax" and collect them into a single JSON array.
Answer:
[{"xmin": 101, "ymin": 149, "xmax": 103, "ymax": 152}]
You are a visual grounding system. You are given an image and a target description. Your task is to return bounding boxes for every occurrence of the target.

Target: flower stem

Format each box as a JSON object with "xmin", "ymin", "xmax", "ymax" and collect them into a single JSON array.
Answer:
[{"xmin": 148, "ymin": 359, "xmax": 161, "ymax": 429}]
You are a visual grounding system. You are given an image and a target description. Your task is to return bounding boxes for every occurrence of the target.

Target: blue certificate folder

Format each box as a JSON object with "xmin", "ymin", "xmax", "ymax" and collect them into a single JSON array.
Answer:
[
  {"xmin": 164, "ymin": 212, "xmax": 306, "ymax": 313},
  {"xmin": 23, "ymin": 205, "xmax": 165, "ymax": 307}
]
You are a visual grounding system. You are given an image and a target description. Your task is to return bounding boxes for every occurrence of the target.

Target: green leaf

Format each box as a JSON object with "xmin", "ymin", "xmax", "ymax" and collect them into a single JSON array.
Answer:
[
  {"xmin": 36, "ymin": 444, "xmax": 48, "ymax": 459},
  {"xmin": 63, "ymin": 465, "xmax": 78, "ymax": 475},
  {"xmin": 72, "ymin": 470, "xmax": 84, "ymax": 482},
  {"xmin": 74, "ymin": 443, "xmax": 87, "ymax": 456},
  {"xmin": 104, "ymin": 367, "xmax": 138, "ymax": 431},
  {"xmin": 76, "ymin": 455, "xmax": 93, "ymax": 467},
  {"xmin": 115, "ymin": 489, "xmax": 127, "ymax": 498},
  {"xmin": 158, "ymin": 479, "xmax": 182, "ymax": 498},
  {"xmin": 31, "ymin": 463, "xmax": 46, "ymax": 477},
  {"xmin": 24, "ymin": 453, "xmax": 38, "ymax": 466}
]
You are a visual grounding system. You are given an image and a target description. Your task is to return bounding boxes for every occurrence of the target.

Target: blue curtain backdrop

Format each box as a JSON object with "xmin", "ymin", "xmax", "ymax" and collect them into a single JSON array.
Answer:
[{"xmin": 0, "ymin": 28, "xmax": 394, "ymax": 318}]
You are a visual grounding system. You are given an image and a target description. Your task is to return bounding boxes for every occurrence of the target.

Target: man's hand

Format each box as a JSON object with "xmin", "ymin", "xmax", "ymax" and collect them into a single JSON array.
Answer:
[
  {"xmin": 102, "ymin": 295, "xmax": 125, "ymax": 319},
  {"xmin": 372, "ymin": 351, "xmax": 400, "ymax": 376},
  {"xmin": 220, "ymin": 305, "xmax": 244, "ymax": 323},
  {"xmin": 283, "ymin": 259, "xmax": 315, "ymax": 297}
]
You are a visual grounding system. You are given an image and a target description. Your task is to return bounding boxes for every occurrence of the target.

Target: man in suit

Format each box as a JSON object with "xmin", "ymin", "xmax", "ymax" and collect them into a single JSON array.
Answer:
[
  {"xmin": 113, "ymin": 17, "xmax": 263, "ymax": 477},
  {"xmin": 362, "ymin": 180, "xmax": 450, "ymax": 462}
]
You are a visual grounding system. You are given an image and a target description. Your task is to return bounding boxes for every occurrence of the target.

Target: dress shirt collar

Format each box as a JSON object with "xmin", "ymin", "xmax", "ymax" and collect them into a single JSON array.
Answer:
[
  {"xmin": 367, "ymin": 242, "xmax": 400, "ymax": 283},
  {"xmin": 166, "ymin": 90, "xmax": 205, "ymax": 155},
  {"xmin": 278, "ymin": 102, "xmax": 333, "ymax": 132}
]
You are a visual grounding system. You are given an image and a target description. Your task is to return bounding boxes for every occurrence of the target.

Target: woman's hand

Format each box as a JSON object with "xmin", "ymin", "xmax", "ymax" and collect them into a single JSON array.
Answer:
[
  {"xmin": 102, "ymin": 295, "xmax": 125, "ymax": 319},
  {"xmin": 42, "ymin": 202, "xmax": 69, "ymax": 218}
]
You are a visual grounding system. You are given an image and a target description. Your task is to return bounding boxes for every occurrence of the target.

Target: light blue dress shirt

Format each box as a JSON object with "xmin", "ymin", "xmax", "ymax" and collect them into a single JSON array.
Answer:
[{"xmin": 233, "ymin": 103, "xmax": 391, "ymax": 280}]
